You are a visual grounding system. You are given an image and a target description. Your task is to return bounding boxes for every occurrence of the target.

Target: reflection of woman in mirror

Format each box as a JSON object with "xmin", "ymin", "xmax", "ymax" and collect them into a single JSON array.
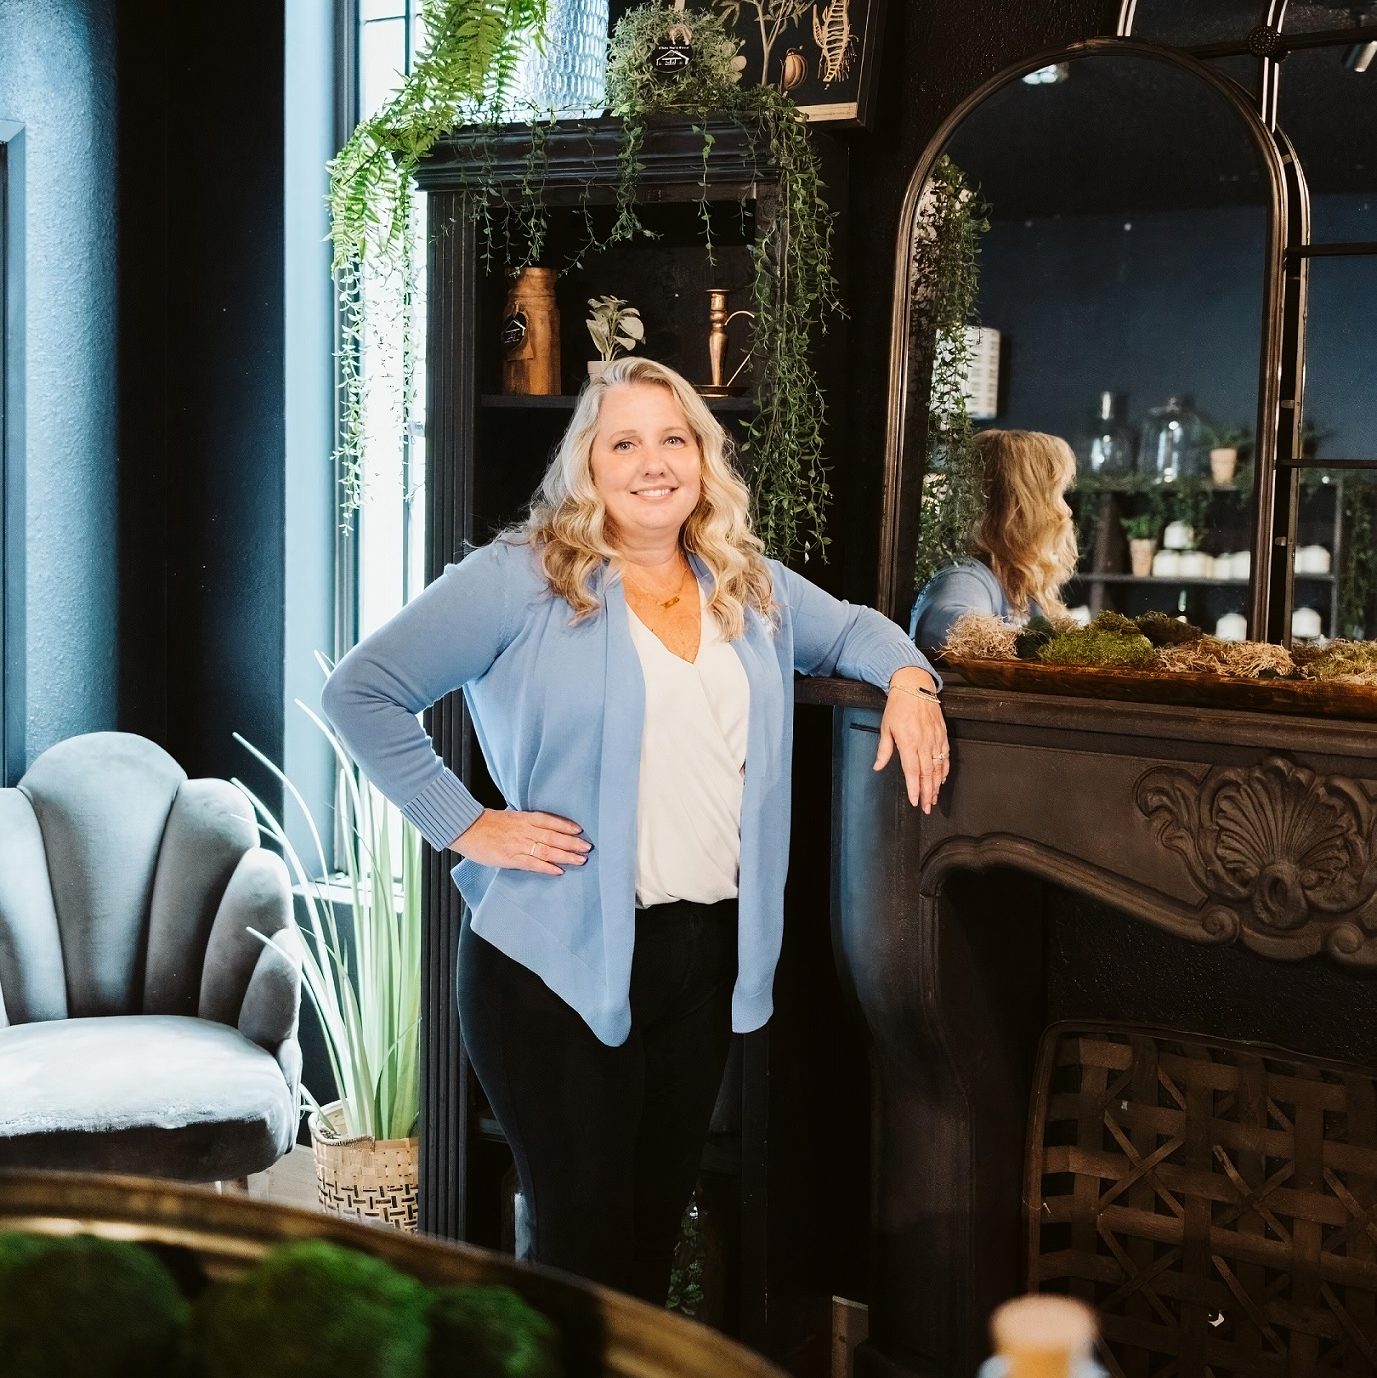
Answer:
[{"xmin": 909, "ymin": 429, "xmax": 1077, "ymax": 657}]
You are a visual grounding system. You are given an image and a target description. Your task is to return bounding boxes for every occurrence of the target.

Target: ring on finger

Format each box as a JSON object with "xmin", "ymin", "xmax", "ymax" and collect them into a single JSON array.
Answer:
[{"xmin": 529, "ymin": 842, "xmax": 538, "ymax": 857}]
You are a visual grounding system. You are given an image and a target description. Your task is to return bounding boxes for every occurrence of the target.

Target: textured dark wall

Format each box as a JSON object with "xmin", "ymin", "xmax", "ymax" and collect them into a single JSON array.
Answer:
[
  {"xmin": 116, "ymin": 1, "xmax": 286, "ymax": 805},
  {"xmin": 0, "ymin": 0, "xmax": 119, "ymax": 765},
  {"xmin": 162, "ymin": 6, "xmax": 285, "ymax": 790}
]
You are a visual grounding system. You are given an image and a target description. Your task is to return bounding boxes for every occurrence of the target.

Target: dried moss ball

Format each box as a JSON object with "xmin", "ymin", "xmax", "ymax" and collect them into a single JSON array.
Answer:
[
  {"xmin": 1037, "ymin": 627, "xmax": 1154, "ymax": 668},
  {"xmin": 191, "ymin": 1239, "xmax": 431, "ymax": 1378},
  {"xmin": 428, "ymin": 1285, "xmax": 563, "ymax": 1378},
  {"xmin": 1134, "ymin": 610, "xmax": 1205, "ymax": 647},
  {"xmin": 1089, "ymin": 610, "xmax": 1140, "ymax": 637},
  {"xmin": 0, "ymin": 1232, "xmax": 191, "ymax": 1378}
]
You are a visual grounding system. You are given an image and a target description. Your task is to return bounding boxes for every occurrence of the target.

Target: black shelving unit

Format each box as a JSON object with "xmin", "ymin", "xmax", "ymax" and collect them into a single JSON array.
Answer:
[
  {"xmin": 480, "ymin": 392, "xmax": 757, "ymax": 413},
  {"xmin": 411, "ymin": 114, "xmax": 841, "ymax": 1355}
]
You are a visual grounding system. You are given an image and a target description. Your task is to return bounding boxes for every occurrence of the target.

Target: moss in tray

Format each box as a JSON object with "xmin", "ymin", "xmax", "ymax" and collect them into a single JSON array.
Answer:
[
  {"xmin": 0, "ymin": 1232, "xmax": 565, "ymax": 1378},
  {"xmin": 0, "ymin": 1231, "xmax": 191, "ymax": 1378}
]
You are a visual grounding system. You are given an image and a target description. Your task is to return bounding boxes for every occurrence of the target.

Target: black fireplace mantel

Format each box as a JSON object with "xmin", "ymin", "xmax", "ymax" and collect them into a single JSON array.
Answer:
[{"xmin": 805, "ymin": 674, "xmax": 1377, "ymax": 1378}]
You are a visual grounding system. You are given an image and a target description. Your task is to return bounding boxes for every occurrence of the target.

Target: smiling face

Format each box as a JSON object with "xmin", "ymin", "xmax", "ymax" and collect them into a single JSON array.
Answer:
[{"xmin": 589, "ymin": 381, "xmax": 703, "ymax": 551}]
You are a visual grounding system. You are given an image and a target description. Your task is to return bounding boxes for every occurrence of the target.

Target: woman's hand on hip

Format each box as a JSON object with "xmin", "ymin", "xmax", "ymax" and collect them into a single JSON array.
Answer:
[
  {"xmin": 874, "ymin": 668, "xmax": 950, "ymax": 814},
  {"xmin": 450, "ymin": 809, "xmax": 592, "ymax": 875}
]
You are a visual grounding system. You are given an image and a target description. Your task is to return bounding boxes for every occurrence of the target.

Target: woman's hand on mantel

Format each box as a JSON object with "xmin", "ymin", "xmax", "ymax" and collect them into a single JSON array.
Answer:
[
  {"xmin": 451, "ymin": 809, "xmax": 592, "ymax": 876},
  {"xmin": 874, "ymin": 666, "xmax": 950, "ymax": 814}
]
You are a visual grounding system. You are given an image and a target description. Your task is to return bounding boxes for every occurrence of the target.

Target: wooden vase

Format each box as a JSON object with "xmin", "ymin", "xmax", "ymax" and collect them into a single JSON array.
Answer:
[{"xmin": 501, "ymin": 267, "xmax": 561, "ymax": 396}]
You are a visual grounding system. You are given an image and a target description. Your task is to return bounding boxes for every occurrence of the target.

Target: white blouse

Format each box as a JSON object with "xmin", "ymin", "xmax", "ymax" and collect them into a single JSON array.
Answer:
[{"xmin": 626, "ymin": 584, "xmax": 751, "ymax": 908}]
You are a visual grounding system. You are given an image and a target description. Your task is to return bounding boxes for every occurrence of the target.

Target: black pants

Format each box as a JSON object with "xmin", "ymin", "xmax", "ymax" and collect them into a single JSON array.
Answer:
[{"xmin": 457, "ymin": 897, "xmax": 737, "ymax": 1304}]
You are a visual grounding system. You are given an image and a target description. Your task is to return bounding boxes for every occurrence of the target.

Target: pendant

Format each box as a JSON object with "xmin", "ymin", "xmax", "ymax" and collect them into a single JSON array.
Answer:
[{"xmin": 661, "ymin": 595, "xmax": 681, "ymax": 609}]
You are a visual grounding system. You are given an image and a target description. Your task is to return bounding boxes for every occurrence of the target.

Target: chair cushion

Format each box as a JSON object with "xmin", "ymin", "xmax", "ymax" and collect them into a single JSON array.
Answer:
[{"xmin": 0, "ymin": 1015, "xmax": 297, "ymax": 1182}]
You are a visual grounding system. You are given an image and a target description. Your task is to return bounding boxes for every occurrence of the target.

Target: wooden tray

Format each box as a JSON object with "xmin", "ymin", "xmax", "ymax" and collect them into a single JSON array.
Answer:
[{"xmin": 941, "ymin": 655, "xmax": 1377, "ymax": 721}]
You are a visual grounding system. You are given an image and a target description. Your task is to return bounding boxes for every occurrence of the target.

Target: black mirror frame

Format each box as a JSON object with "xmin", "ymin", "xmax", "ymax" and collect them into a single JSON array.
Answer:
[{"xmin": 878, "ymin": 36, "xmax": 1306, "ymax": 641}]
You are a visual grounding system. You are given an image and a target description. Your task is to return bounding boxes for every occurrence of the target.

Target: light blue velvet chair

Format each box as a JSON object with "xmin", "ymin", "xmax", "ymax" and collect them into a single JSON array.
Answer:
[{"xmin": 0, "ymin": 732, "xmax": 302, "ymax": 1183}]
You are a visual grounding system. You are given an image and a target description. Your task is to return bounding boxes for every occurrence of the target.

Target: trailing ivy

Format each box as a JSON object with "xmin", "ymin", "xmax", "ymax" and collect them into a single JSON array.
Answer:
[
  {"xmin": 603, "ymin": 5, "xmax": 841, "ymax": 560},
  {"xmin": 328, "ymin": 0, "xmax": 549, "ymax": 515},
  {"xmin": 1339, "ymin": 471, "xmax": 1376, "ymax": 639},
  {"xmin": 911, "ymin": 156, "xmax": 990, "ymax": 589}
]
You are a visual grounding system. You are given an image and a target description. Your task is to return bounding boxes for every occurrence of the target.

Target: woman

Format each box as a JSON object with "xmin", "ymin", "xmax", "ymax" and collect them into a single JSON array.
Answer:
[
  {"xmin": 909, "ymin": 428, "xmax": 1077, "ymax": 657},
  {"xmin": 321, "ymin": 356, "xmax": 947, "ymax": 1301}
]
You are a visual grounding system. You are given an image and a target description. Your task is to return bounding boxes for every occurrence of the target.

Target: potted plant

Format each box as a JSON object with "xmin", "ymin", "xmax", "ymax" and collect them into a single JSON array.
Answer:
[
  {"xmin": 234, "ymin": 665, "xmax": 421, "ymax": 1231},
  {"xmin": 1203, "ymin": 423, "xmax": 1250, "ymax": 485},
  {"xmin": 1121, "ymin": 513, "xmax": 1160, "ymax": 577},
  {"xmin": 585, "ymin": 295, "xmax": 645, "ymax": 378}
]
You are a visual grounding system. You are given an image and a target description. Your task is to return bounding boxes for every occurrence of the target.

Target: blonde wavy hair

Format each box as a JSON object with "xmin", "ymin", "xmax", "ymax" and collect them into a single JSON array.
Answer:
[
  {"xmin": 499, "ymin": 356, "xmax": 775, "ymax": 639},
  {"xmin": 969, "ymin": 429, "xmax": 1078, "ymax": 618}
]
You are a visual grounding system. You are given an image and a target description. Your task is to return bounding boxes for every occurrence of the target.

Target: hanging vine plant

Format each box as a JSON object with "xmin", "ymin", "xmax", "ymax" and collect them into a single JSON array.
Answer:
[
  {"xmin": 603, "ymin": 5, "xmax": 841, "ymax": 560},
  {"xmin": 461, "ymin": 6, "xmax": 840, "ymax": 560},
  {"xmin": 1338, "ymin": 470, "xmax": 1376, "ymax": 639},
  {"xmin": 910, "ymin": 156, "xmax": 990, "ymax": 590},
  {"xmin": 328, "ymin": 0, "xmax": 550, "ymax": 513}
]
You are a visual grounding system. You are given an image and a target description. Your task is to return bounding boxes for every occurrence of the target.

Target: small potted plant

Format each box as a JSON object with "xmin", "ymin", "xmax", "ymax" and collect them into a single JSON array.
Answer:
[
  {"xmin": 1203, "ymin": 423, "xmax": 1250, "ymax": 485},
  {"xmin": 585, "ymin": 295, "xmax": 645, "ymax": 378},
  {"xmin": 1121, "ymin": 513, "xmax": 1160, "ymax": 577}
]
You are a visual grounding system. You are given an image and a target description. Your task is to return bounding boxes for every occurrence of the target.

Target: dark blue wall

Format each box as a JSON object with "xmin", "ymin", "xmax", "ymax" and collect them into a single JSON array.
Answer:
[
  {"xmin": 0, "ymin": 0, "xmax": 119, "ymax": 767},
  {"xmin": 977, "ymin": 194, "xmax": 1377, "ymax": 460}
]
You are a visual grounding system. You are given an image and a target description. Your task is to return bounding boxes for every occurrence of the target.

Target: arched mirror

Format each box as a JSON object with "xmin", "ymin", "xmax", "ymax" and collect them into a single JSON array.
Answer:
[{"xmin": 882, "ymin": 40, "xmax": 1290, "ymax": 644}]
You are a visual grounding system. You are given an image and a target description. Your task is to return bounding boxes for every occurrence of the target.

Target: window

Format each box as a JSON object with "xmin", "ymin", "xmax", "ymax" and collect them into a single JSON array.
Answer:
[{"xmin": 347, "ymin": 0, "xmax": 430, "ymax": 648}]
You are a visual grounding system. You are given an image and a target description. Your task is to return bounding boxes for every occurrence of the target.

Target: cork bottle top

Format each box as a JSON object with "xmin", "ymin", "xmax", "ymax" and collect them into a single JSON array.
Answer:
[{"xmin": 991, "ymin": 1296, "xmax": 1097, "ymax": 1378}]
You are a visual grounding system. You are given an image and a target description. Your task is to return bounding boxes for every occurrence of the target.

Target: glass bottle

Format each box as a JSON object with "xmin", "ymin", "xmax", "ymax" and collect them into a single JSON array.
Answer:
[
  {"xmin": 1139, "ymin": 395, "xmax": 1205, "ymax": 483},
  {"xmin": 1086, "ymin": 391, "xmax": 1135, "ymax": 475}
]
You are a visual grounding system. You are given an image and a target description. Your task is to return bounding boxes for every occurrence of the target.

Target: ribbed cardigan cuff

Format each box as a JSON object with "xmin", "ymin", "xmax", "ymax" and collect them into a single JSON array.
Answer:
[
  {"xmin": 854, "ymin": 641, "xmax": 944, "ymax": 696},
  {"xmin": 401, "ymin": 770, "xmax": 485, "ymax": 853}
]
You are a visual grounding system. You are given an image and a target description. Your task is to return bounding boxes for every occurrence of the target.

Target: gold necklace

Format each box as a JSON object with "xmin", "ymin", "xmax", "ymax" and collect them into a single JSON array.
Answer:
[{"xmin": 622, "ymin": 557, "xmax": 691, "ymax": 610}]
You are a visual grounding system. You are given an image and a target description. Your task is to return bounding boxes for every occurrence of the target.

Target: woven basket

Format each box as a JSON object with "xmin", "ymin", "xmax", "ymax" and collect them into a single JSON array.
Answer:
[
  {"xmin": 1027, "ymin": 1023, "xmax": 1377, "ymax": 1377},
  {"xmin": 308, "ymin": 1100, "xmax": 419, "ymax": 1232}
]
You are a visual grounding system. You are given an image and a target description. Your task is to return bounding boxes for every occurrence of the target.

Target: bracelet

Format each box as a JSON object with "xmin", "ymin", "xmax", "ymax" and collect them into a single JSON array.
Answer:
[{"xmin": 889, "ymin": 681, "xmax": 941, "ymax": 704}]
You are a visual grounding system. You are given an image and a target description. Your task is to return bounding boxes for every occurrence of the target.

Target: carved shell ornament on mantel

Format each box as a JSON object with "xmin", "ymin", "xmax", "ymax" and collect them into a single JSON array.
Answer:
[{"xmin": 1136, "ymin": 756, "xmax": 1377, "ymax": 968}]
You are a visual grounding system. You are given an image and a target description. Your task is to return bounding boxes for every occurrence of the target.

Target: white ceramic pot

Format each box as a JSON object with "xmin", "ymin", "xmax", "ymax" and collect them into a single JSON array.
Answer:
[
  {"xmin": 1162, "ymin": 521, "xmax": 1195, "ymax": 551},
  {"xmin": 1215, "ymin": 612, "xmax": 1248, "ymax": 641},
  {"xmin": 587, "ymin": 359, "xmax": 610, "ymax": 379},
  {"xmin": 1178, "ymin": 550, "xmax": 1211, "ymax": 578},
  {"xmin": 1295, "ymin": 544, "xmax": 1332, "ymax": 575},
  {"xmin": 1227, "ymin": 551, "xmax": 1251, "ymax": 580},
  {"xmin": 1151, "ymin": 548, "xmax": 1181, "ymax": 578},
  {"xmin": 1291, "ymin": 606, "xmax": 1323, "ymax": 640}
]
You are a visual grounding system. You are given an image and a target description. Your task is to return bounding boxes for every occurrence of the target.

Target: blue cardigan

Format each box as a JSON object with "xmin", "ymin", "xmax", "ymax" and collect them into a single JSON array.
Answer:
[{"xmin": 321, "ymin": 538, "xmax": 938, "ymax": 1046}]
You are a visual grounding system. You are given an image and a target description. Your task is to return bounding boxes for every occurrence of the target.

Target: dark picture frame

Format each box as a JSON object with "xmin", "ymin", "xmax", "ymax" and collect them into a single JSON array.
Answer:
[{"xmin": 716, "ymin": 0, "xmax": 886, "ymax": 128}]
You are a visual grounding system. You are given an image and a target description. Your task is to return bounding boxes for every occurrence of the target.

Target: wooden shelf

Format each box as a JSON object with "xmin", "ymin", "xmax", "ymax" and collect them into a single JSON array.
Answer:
[
  {"xmin": 1072, "ymin": 572, "xmax": 1335, "ymax": 585},
  {"xmin": 480, "ymin": 392, "xmax": 756, "ymax": 414}
]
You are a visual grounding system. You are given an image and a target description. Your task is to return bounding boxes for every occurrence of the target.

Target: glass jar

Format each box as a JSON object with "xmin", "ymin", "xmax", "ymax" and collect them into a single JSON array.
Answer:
[
  {"xmin": 1085, "ymin": 390, "xmax": 1135, "ymax": 475},
  {"xmin": 507, "ymin": 0, "xmax": 609, "ymax": 118},
  {"xmin": 1139, "ymin": 395, "xmax": 1205, "ymax": 483}
]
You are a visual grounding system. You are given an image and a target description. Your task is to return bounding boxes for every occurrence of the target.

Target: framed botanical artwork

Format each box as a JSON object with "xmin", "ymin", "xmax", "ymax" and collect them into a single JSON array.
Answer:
[{"xmin": 715, "ymin": 0, "xmax": 886, "ymax": 127}]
